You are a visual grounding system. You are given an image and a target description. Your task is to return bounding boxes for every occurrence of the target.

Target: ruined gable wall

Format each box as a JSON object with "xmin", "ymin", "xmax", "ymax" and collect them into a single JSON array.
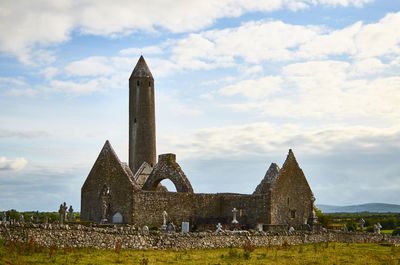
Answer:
[
  {"xmin": 132, "ymin": 191, "xmax": 268, "ymax": 227},
  {"xmin": 270, "ymin": 158, "xmax": 313, "ymax": 226},
  {"xmin": 81, "ymin": 148, "xmax": 135, "ymax": 224}
]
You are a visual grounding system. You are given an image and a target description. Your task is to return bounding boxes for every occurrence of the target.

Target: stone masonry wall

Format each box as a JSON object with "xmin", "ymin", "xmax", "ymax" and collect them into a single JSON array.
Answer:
[
  {"xmin": 132, "ymin": 191, "xmax": 269, "ymax": 228},
  {"xmin": 270, "ymin": 150, "xmax": 313, "ymax": 226},
  {"xmin": 1, "ymin": 223, "xmax": 400, "ymax": 250}
]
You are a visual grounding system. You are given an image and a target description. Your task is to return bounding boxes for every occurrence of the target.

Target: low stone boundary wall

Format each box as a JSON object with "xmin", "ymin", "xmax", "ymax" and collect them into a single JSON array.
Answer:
[{"xmin": 1, "ymin": 223, "xmax": 400, "ymax": 250}]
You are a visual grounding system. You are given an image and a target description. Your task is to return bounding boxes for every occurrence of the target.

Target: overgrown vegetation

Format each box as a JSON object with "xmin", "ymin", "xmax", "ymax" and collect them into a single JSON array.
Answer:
[
  {"xmin": 1, "ymin": 238, "xmax": 399, "ymax": 264},
  {"xmin": 314, "ymin": 207, "xmax": 400, "ymax": 233}
]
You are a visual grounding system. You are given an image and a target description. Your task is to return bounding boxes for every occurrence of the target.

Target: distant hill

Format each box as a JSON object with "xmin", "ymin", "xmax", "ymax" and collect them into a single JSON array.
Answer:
[{"xmin": 316, "ymin": 203, "xmax": 400, "ymax": 213}]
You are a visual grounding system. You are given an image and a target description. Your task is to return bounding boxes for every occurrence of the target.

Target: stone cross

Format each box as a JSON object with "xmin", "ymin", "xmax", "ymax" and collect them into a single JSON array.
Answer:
[
  {"xmin": 374, "ymin": 223, "xmax": 382, "ymax": 234},
  {"xmin": 162, "ymin": 210, "xmax": 168, "ymax": 226},
  {"xmin": 360, "ymin": 218, "xmax": 365, "ymax": 232},
  {"xmin": 216, "ymin": 223, "xmax": 223, "ymax": 233},
  {"xmin": 63, "ymin": 202, "xmax": 68, "ymax": 222},
  {"xmin": 232, "ymin": 208, "xmax": 239, "ymax": 224},
  {"xmin": 68, "ymin": 206, "xmax": 74, "ymax": 222},
  {"xmin": 58, "ymin": 204, "xmax": 64, "ymax": 225}
]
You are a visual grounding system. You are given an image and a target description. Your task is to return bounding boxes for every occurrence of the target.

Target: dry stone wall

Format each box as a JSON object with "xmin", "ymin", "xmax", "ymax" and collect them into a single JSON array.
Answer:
[{"xmin": 1, "ymin": 223, "xmax": 400, "ymax": 250}]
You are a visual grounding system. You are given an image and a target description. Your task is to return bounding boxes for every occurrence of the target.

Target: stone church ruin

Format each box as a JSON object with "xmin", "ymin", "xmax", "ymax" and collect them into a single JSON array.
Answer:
[{"xmin": 81, "ymin": 56, "xmax": 318, "ymax": 230}]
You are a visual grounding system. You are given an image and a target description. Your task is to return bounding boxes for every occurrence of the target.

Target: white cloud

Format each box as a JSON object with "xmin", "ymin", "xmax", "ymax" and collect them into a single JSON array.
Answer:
[
  {"xmin": 219, "ymin": 76, "xmax": 282, "ymax": 99},
  {"xmin": 65, "ymin": 57, "xmax": 116, "ymax": 77},
  {"xmin": 0, "ymin": 0, "xmax": 374, "ymax": 65},
  {"xmin": 160, "ymin": 122, "xmax": 400, "ymax": 159},
  {"xmin": 120, "ymin": 46, "xmax": 163, "ymax": 56},
  {"xmin": 220, "ymin": 59, "xmax": 400, "ymax": 122},
  {"xmin": 40, "ymin": 67, "xmax": 59, "ymax": 80},
  {"xmin": 0, "ymin": 157, "xmax": 27, "ymax": 171}
]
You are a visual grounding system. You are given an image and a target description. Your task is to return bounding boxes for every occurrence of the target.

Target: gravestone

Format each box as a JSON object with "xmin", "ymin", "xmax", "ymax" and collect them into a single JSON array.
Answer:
[
  {"xmin": 68, "ymin": 206, "xmax": 74, "ymax": 222},
  {"xmin": 166, "ymin": 222, "xmax": 175, "ymax": 233},
  {"xmin": 216, "ymin": 223, "xmax": 223, "ymax": 233},
  {"xmin": 1, "ymin": 212, "xmax": 6, "ymax": 222},
  {"xmin": 181, "ymin": 222, "xmax": 189, "ymax": 233},
  {"xmin": 19, "ymin": 215, "xmax": 24, "ymax": 223},
  {"xmin": 256, "ymin": 223, "xmax": 263, "ymax": 232},
  {"xmin": 374, "ymin": 223, "xmax": 382, "ymax": 234},
  {"xmin": 232, "ymin": 208, "xmax": 239, "ymax": 224},
  {"xmin": 58, "ymin": 204, "xmax": 64, "ymax": 225},
  {"xmin": 360, "ymin": 218, "xmax": 365, "ymax": 233},
  {"xmin": 289, "ymin": 226, "xmax": 295, "ymax": 233},
  {"xmin": 112, "ymin": 212, "xmax": 123, "ymax": 223},
  {"xmin": 62, "ymin": 202, "xmax": 68, "ymax": 222},
  {"xmin": 35, "ymin": 211, "xmax": 39, "ymax": 223},
  {"xmin": 160, "ymin": 211, "xmax": 168, "ymax": 231},
  {"xmin": 142, "ymin": 225, "xmax": 149, "ymax": 232}
]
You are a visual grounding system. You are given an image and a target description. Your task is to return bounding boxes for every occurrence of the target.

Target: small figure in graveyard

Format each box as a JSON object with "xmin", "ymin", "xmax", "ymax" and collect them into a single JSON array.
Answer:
[{"xmin": 19, "ymin": 214, "xmax": 24, "ymax": 223}]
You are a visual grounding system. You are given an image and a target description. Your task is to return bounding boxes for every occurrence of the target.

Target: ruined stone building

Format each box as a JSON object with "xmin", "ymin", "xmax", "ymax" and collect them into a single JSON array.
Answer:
[{"xmin": 81, "ymin": 56, "xmax": 317, "ymax": 229}]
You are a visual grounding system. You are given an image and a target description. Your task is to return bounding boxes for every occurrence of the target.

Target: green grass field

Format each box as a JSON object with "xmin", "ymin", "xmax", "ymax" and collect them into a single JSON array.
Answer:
[{"xmin": 1, "ymin": 239, "xmax": 399, "ymax": 265}]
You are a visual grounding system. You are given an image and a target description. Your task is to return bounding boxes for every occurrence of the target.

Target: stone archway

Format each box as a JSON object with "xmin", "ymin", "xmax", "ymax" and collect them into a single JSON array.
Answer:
[{"xmin": 142, "ymin": 153, "xmax": 193, "ymax": 193}]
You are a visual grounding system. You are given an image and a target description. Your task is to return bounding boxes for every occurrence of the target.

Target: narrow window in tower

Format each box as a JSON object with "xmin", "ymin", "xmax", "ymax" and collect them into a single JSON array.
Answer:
[
  {"xmin": 290, "ymin": 210, "xmax": 296, "ymax": 218},
  {"xmin": 148, "ymin": 81, "xmax": 151, "ymax": 87},
  {"xmin": 287, "ymin": 197, "xmax": 290, "ymax": 205},
  {"xmin": 137, "ymin": 80, "xmax": 140, "ymax": 86},
  {"xmin": 134, "ymin": 118, "xmax": 137, "ymax": 123}
]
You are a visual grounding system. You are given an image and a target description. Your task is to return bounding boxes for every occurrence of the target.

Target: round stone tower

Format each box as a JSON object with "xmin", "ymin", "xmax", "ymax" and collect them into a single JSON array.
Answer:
[{"xmin": 129, "ymin": 56, "xmax": 156, "ymax": 174}]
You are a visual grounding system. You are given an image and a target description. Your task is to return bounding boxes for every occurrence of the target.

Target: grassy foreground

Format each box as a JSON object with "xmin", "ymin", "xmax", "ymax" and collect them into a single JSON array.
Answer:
[{"xmin": 0, "ymin": 239, "xmax": 399, "ymax": 265}]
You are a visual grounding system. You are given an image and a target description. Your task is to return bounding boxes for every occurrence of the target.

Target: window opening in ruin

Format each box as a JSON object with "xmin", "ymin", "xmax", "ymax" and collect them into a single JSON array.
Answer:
[
  {"xmin": 149, "ymin": 81, "xmax": 151, "ymax": 86},
  {"xmin": 287, "ymin": 197, "xmax": 290, "ymax": 205},
  {"xmin": 137, "ymin": 80, "xmax": 140, "ymax": 86},
  {"xmin": 134, "ymin": 117, "xmax": 137, "ymax": 123},
  {"xmin": 160, "ymin": 179, "xmax": 177, "ymax": 192},
  {"xmin": 290, "ymin": 210, "xmax": 296, "ymax": 218},
  {"xmin": 150, "ymin": 163, "xmax": 153, "ymax": 167}
]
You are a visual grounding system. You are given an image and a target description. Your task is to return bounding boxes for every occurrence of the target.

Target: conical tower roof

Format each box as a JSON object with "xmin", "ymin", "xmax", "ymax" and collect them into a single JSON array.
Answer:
[{"xmin": 130, "ymin": 55, "xmax": 153, "ymax": 79}]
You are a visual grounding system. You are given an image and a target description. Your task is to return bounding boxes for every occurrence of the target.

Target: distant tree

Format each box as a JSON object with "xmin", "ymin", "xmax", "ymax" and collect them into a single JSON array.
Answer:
[
  {"xmin": 346, "ymin": 219, "xmax": 357, "ymax": 232},
  {"xmin": 6, "ymin": 209, "xmax": 20, "ymax": 220},
  {"xmin": 392, "ymin": 227, "xmax": 400, "ymax": 236},
  {"xmin": 314, "ymin": 206, "xmax": 331, "ymax": 228}
]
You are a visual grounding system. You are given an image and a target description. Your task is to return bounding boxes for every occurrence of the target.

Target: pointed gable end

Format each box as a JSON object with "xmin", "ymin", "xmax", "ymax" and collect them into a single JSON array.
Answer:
[
  {"xmin": 272, "ymin": 149, "xmax": 311, "ymax": 193},
  {"xmin": 269, "ymin": 149, "xmax": 314, "ymax": 225},
  {"xmin": 253, "ymin": 163, "xmax": 280, "ymax": 194},
  {"xmin": 81, "ymin": 140, "xmax": 140, "ymax": 192}
]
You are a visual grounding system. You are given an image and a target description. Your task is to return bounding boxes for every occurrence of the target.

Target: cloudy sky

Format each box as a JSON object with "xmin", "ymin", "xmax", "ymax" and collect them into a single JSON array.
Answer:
[{"xmin": 0, "ymin": 0, "xmax": 399, "ymax": 212}]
